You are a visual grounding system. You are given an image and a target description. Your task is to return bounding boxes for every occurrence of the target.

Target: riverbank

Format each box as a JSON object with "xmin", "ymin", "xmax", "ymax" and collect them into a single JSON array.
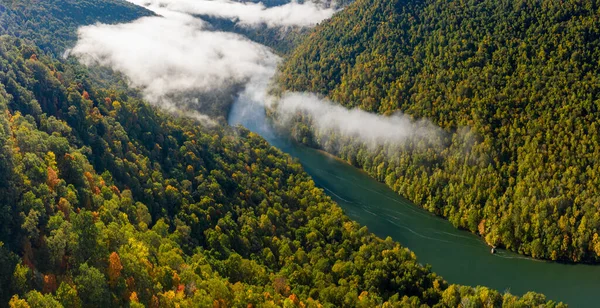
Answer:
[{"xmin": 228, "ymin": 99, "xmax": 600, "ymax": 307}]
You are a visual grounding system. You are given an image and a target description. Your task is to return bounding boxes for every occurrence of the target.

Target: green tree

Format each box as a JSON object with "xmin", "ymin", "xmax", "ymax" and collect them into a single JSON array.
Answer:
[{"xmin": 74, "ymin": 263, "xmax": 109, "ymax": 308}]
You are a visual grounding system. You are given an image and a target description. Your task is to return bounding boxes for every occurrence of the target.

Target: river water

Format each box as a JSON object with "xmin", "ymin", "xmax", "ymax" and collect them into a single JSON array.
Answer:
[{"xmin": 228, "ymin": 99, "xmax": 600, "ymax": 307}]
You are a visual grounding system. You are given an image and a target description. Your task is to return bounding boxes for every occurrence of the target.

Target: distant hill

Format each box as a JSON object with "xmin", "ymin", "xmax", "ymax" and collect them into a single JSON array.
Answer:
[
  {"xmin": 201, "ymin": 14, "xmax": 309, "ymax": 55},
  {"xmin": 0, "ymin": 0, "xmax": 153, "ymax": 55},
  {"xmin": 198, "ymin": 0, "xmax": 352, "ymax": 54},
  {"xmin": 279, "ymin": 0, "xmax": 600, "ymax": 262}
]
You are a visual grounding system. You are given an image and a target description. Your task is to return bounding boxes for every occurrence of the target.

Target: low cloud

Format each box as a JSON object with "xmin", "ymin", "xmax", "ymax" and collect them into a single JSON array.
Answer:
[
  {"xmin": 274, "ymin": 92, "xmax": 443, "ymax": 148},
  {"xmin": 71, "ymin": 12, "xmax": 278, "ymax": 115},
  {"xmin": 127, "ymin": 0, "xmax": 337, "ymax": 27},
  {"xmin": 72, "ymin": 0, "xmax": 442, "ymax": 149}
]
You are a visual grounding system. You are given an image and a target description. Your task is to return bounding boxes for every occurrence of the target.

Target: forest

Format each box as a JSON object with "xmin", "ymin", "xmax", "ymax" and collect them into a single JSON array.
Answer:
[
  {"xmin": 201, "ymin": 15, "xmax": 308, "ymax": 55},
  {"xmin": 0, "ymin": 0, "xmax": 564, "ymax": 306},
  {"xmin": 0, "ymin": 0, "xmax": 152, "ymax": 56},
  {"xmin": 278, "ymin": 0, "xmax": 600, "ymax": 262}
]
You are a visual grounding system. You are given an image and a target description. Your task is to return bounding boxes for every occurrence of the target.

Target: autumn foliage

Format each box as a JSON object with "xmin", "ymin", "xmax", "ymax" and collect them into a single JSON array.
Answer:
[{"xmin": 108, "ymin": 252, "xmax": 123, "ymax": 287}]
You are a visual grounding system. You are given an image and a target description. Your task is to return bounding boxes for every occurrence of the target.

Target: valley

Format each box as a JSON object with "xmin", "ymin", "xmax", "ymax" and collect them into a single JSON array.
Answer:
[
  {"xmin": 0, "ymin": 0, "xmax": 598, "ymax": 306},
  {"xmin": 230, "ymin": 92, "xmax": 600, "ymax": 308}
]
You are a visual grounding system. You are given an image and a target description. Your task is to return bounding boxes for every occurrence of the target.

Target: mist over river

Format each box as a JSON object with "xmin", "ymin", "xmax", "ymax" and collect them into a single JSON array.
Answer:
[
  {"xmin": 70, "ymin": 0, "xmax": 600, "ymax": 305},
  {"xmin": 228, "ymin": 97, "xmax": 600, "ymax": 307}
]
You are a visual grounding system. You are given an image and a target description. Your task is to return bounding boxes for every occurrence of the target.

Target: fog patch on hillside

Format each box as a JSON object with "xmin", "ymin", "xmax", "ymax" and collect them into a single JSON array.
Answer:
[
  {"xmin": 72, "ymin": 0, "xmax": 443, "ymax": 148},
  {"xmin": 71, "ymin": 11, "xmax": 277, "ymax": 119},
  {"xmin": 126, "ymin": 0, "xmax": 337, "ymax": 27}
]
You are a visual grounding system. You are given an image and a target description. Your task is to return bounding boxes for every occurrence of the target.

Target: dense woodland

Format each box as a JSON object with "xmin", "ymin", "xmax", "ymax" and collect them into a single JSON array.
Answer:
[
  {"xmin": 0, "ymin": 0, "xmax": 152, "ymax": 56},
  {"xmin": 202, "ymin": 15, "xmax": 309, "ymax": 55},
  {"xmin": 279, "ymin": 0, "xmax": 600, "ymax": 262},
  {"xmin": 0, "ymin": 0, "xmax": 564, "ymax": 307}
]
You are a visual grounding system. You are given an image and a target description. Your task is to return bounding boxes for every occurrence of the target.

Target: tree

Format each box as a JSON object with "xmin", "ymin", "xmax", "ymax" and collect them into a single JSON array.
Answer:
[
  {"xmin": 23, "ymin": 291, "xmax": 63, "ymax": 308},
  {"xmin": 56, "ymin": 282, "xmax": 81, "ymax": 308},
  {"xmin": 72, "ymin": 211, "xmax": 100, "ymax": 264},
  {"xmin": 107, "ymin": 252, "xmax": 123, "ymax": 287},
  {"xmin": 0, "ymin": 244, "xmax": 19, "ymax": 303},
  {"xmin": 11, "ymin": 263, "xmax": 30, "ymax": 297},
  {"xmin": 74, "ymin": 263, "xmax": 109, "ymax": 307}
]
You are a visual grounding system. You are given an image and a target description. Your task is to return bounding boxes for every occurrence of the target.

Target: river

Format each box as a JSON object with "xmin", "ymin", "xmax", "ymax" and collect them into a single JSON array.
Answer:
[{"xmin": 228, "ymin": 99, "xmax": 600, "ymax": 307}]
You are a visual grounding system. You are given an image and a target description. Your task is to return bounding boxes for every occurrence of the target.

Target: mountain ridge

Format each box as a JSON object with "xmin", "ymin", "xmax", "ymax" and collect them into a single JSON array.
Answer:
[
  {"xmin": 0, "ymin": 0, "xmax": 154, "ymax": 55},
  {"xmin": 0, "ymin": 0, "xmax": 567, "ymax": 306},
  {"xmin": 278, "ymin": 0, "xmax": 600, "ymax": 262}
]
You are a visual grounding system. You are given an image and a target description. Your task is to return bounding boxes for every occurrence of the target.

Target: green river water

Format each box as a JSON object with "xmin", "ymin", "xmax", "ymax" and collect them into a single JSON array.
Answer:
[{"xmin": 228, "ymin": 100, "xmax": 600, "ymax": 307}]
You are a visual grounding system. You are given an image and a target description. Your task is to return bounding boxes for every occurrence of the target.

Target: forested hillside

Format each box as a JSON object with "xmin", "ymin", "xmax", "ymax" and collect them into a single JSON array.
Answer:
[
  {"xmin": 279, "ymin": 0, "xmax": 600, "ymax": 262},
  {"xmin": 0, "ymin": 0, "xmax": 563, "ymax": 306},
  {"xmin": 0, "ymin": 0, "xmax": 153, "ymax": 55},
  {"xmin": 0, "ymin": 31, "xmax": 564, "ymax": 308},
  {"xmin": 202, "ymin": 15, "xmax": 308, "ymax": 55}
]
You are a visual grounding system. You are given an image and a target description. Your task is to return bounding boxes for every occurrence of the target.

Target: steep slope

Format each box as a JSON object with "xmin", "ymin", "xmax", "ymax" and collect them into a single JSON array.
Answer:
[
  {"xmin": 0, "ymin": 33, "xmax": 564, "ymax": 308},
  {"xmin": 0, "ymin": 2, "xmax": 562, "ymax": 307},
  {"xmin": 279, "ymin": 0, "xmax": 600, "ymax": 262},
  {"xmin": 201, "ymin": 15, "xmax": 309, "ymax": 55},
  {"xmin": 0, "ymin": 0, "xmax": 153, "ymax": 55}
]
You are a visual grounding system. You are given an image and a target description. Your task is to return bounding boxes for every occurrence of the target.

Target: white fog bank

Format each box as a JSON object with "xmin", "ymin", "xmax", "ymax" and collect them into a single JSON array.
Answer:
[
  {"xmin": 126, "ymin": 0, "xmax": 337, "ymax": 27},
  {"xmin": 72, "ymin": 0, "xmax": 442, "ymax": 149},
  {"xmin": 71, "ymin": 13, "xmax": 278, "ymax": 110},
  {"xmin": 275, "ymin": 93, "xmax": 443, "ymax": 147}
]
